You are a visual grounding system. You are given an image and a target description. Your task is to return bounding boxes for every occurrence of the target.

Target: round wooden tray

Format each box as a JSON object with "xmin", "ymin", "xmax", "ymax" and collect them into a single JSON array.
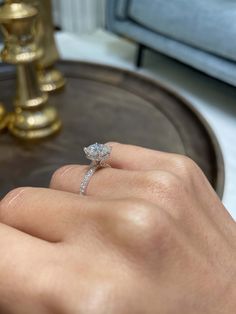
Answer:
[{"xmin": 0, "ymin": 61, "xmax": 224, "ymax": 198}]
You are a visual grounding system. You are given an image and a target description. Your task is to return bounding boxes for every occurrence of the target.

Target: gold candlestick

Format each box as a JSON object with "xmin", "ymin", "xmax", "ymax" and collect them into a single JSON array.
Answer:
[
  {"xmin": 24, "ymin": 0, "xmax": 66, "ymax": 92},
  {"xmin": 0, "ymin": 1, "xmax": 62, "ymax": 140},
  {"xmin": 0, "ymin": 103, "xmax": 8, "ymax": 131}
]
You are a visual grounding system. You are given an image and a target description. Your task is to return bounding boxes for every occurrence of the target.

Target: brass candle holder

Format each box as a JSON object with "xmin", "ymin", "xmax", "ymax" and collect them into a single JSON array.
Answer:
[
  {"xmin": 0, "ymin": 1, "xmax": 62, "ymax": 140},
  {"xmin": 24, "ymin": 0, "xmax": 66, "ymax": 93},
  {"xmin": 0, "ymin": 103, "xmax": 8, "ymax": 131}
]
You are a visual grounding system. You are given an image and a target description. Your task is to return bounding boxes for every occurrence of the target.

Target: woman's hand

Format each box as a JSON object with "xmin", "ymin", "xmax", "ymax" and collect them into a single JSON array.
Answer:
[{"xmin": 0, "ymin": 143, "xmax": 235, "ymax": 314}]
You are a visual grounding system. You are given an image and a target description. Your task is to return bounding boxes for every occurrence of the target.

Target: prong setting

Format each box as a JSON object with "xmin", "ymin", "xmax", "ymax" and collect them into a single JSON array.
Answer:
[
  {"xmin": 80, "ymin": 143, "xmax": 112, "ymax": 195},
  {"xmin": 84, "ymin": 143, "xmax": 112, "ymax": 162}
]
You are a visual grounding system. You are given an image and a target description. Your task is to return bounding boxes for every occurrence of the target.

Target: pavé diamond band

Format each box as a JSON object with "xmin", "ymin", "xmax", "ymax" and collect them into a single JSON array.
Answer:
[{"xmin": 80, "ymin": 143, "xmax": 112, "ymax": 195}]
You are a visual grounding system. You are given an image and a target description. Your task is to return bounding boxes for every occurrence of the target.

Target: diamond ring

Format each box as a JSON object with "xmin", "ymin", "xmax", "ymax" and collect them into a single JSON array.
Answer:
[{"xmin": 80, "ymin": 143, "xmax": 112, "ymax": 195}]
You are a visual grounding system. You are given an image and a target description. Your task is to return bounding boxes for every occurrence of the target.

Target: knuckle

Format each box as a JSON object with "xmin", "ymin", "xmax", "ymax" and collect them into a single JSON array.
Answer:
[
  {"xmin": 119, "ymin": 198, "xmax": 156, "ymax": 227},
  {"xmin": 114, "ymin": 198, "xmax": 170, "ymax": 248},
  {"xmin": 0, "ymin": 187, "xmax": 30, "ymax": 219},
  {"xmin": 143, "ymin": 171, "xmax": 181, "ymax": 197},
  {"xmin": 172, "ymin": 155, "xmax": 199, "ymax": 179},
  {"xmin": 141, "ymin": 172, "xmax": 188, "ymax": 220},
  {"xmin": 50, "ymin": 165, "xmax": 74, "ymax": 188}
]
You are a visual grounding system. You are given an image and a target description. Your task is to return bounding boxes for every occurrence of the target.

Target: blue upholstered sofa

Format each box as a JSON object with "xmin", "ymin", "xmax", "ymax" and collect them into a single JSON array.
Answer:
[{"xmin": 106, "ymin": 0, "xmax": 236, "ymax": 87}]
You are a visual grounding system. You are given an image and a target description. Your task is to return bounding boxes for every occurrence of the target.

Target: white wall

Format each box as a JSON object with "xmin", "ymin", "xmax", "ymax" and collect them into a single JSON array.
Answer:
[{"xmin": 52, "ymin": 0, "xmax": 106, "ymax": 35}]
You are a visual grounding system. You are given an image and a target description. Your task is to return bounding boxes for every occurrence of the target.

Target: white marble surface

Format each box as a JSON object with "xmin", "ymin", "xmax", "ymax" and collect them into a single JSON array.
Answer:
[{"xmin": 56, "ymin": 30, "xmax": 236, "ymax": 220}]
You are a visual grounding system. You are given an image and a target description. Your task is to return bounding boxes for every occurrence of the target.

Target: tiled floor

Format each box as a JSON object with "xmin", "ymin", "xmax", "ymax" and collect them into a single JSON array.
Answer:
[{"xmin": 56, "ymin": 29, "xmax": 236, "ymax": 219}]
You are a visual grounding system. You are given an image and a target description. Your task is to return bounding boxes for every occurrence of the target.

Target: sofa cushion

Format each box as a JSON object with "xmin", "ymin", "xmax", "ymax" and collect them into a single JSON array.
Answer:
[
  {"xmin": 111, "ymin": 19, "xmax": 236, "ymax": 87},
  {"xmin": 128, "ymin": 0, "xmax": 236, "ymax": 62}
]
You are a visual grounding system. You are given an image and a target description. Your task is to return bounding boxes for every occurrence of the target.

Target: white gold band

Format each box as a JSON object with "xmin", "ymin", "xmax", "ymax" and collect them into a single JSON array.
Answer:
[{"xmin": 80, "ymin": 164, "xmax": 99, "ymax": 195}]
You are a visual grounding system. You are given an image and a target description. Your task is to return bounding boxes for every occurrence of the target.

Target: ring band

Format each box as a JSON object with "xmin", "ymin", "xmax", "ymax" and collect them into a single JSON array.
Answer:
[
  {"xmin": 80, "ymin": 163, "xmax": 99, "ymax": 195},
  {"xmin": 80, "ymin": 143, "xmax": 112, "ymax": 195}
]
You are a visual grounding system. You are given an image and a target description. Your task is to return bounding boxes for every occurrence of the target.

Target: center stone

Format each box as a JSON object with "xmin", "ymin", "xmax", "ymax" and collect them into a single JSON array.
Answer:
[{"xmin": 84, "ymin": 143, "xmax": 111, "ymax": 161}]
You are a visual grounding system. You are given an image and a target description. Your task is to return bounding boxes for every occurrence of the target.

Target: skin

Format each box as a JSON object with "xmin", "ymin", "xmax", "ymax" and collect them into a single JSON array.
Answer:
[{"xmin": 0, "ymin": 142, "xmax": 235, "ymax": 314}]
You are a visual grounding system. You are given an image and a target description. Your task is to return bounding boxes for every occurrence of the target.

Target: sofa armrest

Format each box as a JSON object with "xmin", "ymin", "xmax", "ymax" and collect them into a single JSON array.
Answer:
[{"xmin": 107, "ymin": 0, "xmax": 130, "ymax": 23}]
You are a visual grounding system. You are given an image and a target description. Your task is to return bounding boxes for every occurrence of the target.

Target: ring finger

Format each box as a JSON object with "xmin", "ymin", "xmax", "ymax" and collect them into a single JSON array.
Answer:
[{"xmin": 50, "ymin": 165, "xmax": 183, "ymax": 207}]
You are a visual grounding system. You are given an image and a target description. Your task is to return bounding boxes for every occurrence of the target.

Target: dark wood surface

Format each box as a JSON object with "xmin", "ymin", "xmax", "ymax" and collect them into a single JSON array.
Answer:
[{"xmin": 0, "ymin": 61, "xmax": 224, "ymax": 198}]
